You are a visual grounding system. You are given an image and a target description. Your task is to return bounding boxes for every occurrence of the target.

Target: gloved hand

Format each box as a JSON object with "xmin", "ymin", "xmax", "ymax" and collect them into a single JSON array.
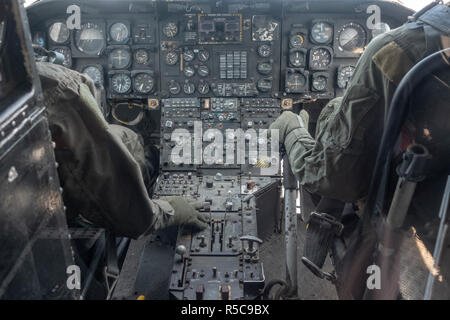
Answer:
[
  {"xmin": 268, "ymin": 110, "xmax": 309, "ymax": 147},
  {"xmin": 160, "ymin": 196, "xmax": 209, "ymax": 231}
]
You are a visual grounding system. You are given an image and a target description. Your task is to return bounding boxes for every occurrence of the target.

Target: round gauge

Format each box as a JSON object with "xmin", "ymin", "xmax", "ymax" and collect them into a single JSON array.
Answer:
[
  {"xmin": 165, "ymin": 51, "xmax": 179, "ymax": 65},
  {"xmin": 75, "ymin": 22, "xmax": 106, "ymax": 56},
  {"xmin": 286, "ymin": 73, "xmax": 307, "ymax": 92},
  {"xmin": 109, "ymin": 48, "xmax": 131, "ymax": 69},
  {"xmin": 290, "ymin": 33, "xmax": 305, "ymax": 48},
  {"xmin": 183, "ymin": 81, "xmax": 195, "ymax": 95},
  {"xmin": 163, "ymin": 22, "xmax": 178, "ymax": 38},
  {"xmin": 198, "ymin": 65, "xmax": 209, "ymax": 77},
  {"xmin": 372, "ymin": 22, "xmax": 391, "ymax": 38},
  {"xmin": 49, "ymin": 22, "xmax": 70, "ymax": 44},
  {"xmin": 257, "ymin": 62, "xmax": 272, "ymax": 75},
  {"xmin": 312, "ymin": 75, "xmax": 328, "ymax": 91},
  {"xmin": 198, "ymin": 81, "xmax": 210, "ymax": 95},
  {"xmin": 111, "ymin": 73, "xmax": 132, "ymax": 94},
  {"xmin": 257, "ymin": 78, "xmax": 272, "ymax": 93},
  {"xmin": 82, "ymin": 65, "xmax": 103, "ymax": 85},
  {"xmin": 53, "ymin": 47, "xmax": 72, "ymax": 68},
  {"xmin": 134, "ymin": 49, "xmax": 150, "ymax": 65},
  {"xmin": 134, "ymin": 73, "xmax": 155, "ymax": 94},
  {"xmin": 337, "ymin": 23, "xmax": 367, "ymax": 53},
  {"xmin": 309, "ymin": 47, "xmax": 332, "ymax": 70},
  {"xmin": 183, "ymin": 50, "xmax": 195, "ymax": 62},
  {"xmin": 337, "ymin": 65, "xmax": 355, "ymax": 89},
  {"xmin": 110, "ymin": 22, "xmax": 129, "ymax": 43},
  {"xmin": 168, "ymin": 80, "xmax": 181, "ymax": 95},
  {"xmin": 311, "ymin": 22, "xmax": 333, "ymax": 44},
  {"xmin": 258, "ymin": 44, "xmax": 272, "ymax": 58},
  {"xmin": 289, "ymin": 50, "xmax": 306, "ymax": 67},
  {"xmin": 183, "ymin": 65, "xmax": 195, "ymax": 78},
  {"xmin": 198, "ymin": 50, "xmax": 210, "ymax": 62}
]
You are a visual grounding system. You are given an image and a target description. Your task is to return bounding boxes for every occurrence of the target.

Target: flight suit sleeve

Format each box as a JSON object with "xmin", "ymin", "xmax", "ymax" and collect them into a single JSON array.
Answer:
[
  {"xmin": 284, "ymin": 29, "xmax": 417, "ymax": 202},
  {"xmin": 37, "ymin": 62, "xmax": 174, "ymax": 238}
]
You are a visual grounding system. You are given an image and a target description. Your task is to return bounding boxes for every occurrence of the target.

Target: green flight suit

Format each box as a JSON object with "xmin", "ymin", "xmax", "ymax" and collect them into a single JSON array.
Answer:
[
  {"xmin": 36, "ymin": 62, "xmax": 175, "ymax": 238},
  {"xmin": 284, "ymin": 24, "xmax": 450, "ymax": 204},
  {"xmin": 277, "ymin": 15, "xmax": 450, "ymax": 299}
]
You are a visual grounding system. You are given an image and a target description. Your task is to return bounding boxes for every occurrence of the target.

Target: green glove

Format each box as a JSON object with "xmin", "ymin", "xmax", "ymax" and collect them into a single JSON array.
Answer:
[
  {"xmin": 161, "ymin": 196, "xmax": 209, "ymax": 231},
  {"xmin": 268, "ymin": 110, "xmax": 309, "ymax": 147}
]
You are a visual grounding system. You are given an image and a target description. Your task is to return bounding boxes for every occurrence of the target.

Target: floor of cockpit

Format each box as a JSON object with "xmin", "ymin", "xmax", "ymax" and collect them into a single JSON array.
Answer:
[{"xmin": 260, "ymin": 219, "xmax": 338, "ymax": 300}]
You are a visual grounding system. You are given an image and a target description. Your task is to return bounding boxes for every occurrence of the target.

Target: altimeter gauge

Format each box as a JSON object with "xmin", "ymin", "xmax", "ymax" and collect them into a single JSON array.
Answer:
[{"xmin": 111, "ymin": 73, "xmax": 132, "ymax": 94}]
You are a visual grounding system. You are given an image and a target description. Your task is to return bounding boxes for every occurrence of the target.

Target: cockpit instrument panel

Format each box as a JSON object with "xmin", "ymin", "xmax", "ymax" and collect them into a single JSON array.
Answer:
[
  {"xmin": 26, "ymin": 0, "xmax": 407, "ymax": 301},
  {"xmin": 281, "ymin": 11, "xmax": 382, "ymax": 99}
]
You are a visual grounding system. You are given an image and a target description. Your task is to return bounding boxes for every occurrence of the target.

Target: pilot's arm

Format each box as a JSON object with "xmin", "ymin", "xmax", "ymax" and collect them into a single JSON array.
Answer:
[
  {"xmin": 37, "ymin": 62, "xmax": 208, "ymax": 238},
  {"xmin": 270, "ymin": 25, "xmax": 427, "ymax": 203}
]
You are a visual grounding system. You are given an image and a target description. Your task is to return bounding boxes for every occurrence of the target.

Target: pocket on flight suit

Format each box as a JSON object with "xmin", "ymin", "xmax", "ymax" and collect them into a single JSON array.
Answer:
[{"xmin": 327, "ymin": 84, "xmax": 379, "ymax": 155}]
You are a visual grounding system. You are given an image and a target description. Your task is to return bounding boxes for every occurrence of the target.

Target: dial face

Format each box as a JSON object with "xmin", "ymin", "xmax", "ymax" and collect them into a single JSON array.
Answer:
[
  {"xmin": 309, "ymin": 47, "xmax": 332, "ymax": 70},
  {"xmin": 198, "ymin": 81, "xmax": 210, "ymax": 94},
  {"xmin": 109, "ymin": 48, "xmax": 131, "ymax": 69},
  {"xmin": 49, "ymin": 22, "xmax": 70, "ymax": 44},
  {"xmin": 111, "ymin": 73, "xmax": 131, "ymax": 94},
  {"xmin": 337, "ymin": 23, "xmax": 367, "ymax": 53},
  {"xmin": 198, "ymin": 65, "xmax": 209, "ymax": 77},
  {"xmin": 289, "ymin": 50, "xmax": 306, "ymax": 67},
  {"xmin": 163, "ymin": 22, "xmax": 178, "ymax": 38},
  {"xmin": 82, "ymin": 65, "xmax": 103, "ymax": 85},
  {"xmin": 258, "ymin": 44, "xmax": 272, "ymax": 57},
  {"xmin": 134, "ymin": 73, "xmax": 154, "ymax": 94},
  {"xmin": 134, "ymin": 49, "xmax": 150, "ymax": 65},
  {"xmin": 183, "ymin": 81, "xmax": 195, "ymax": 95},
  {"xmin": 257, "ymin": 78, "xmax": 272, "ymax": 93},
  {"xmin": 53, "ymin": 47, "xmax": 72, "ymax": 68},
  {"xmin": 165, "ymin": 51, "xmax": 179, "ymax": 65},
  {"xmin": 257, "ymin": 62, "xmax": 272, "ymax": 75},
  {"xmin": 75, "ymin": 22, "xmax": 105, "ymax": 55},
  {"xmin": 311, "ymin": 22, "xmax": 333, "ymax": 44},
  {"xmin": 337, "ymin": 65, "xmax": 355, "ymax": 89},
  {"xmin": 168, "ymin": 80, "xmax": 181, "ymax": 95},
  {"xmin": 198, "ymin": 50, "xmax": 210, "ymax": 62},
  {"xmin": 110, "ymin": 22, "xmax": 129, "ymax": 43},
  {"xmin": 290, "ymin": 33, "xmax": 304, "ymax": 48},
  {"xmin": 312, "ymin": 75, "xmax": 328, "ymax": 91},
  {"xmin": 183, "ymin": 65, "xmax": 195, "ymax": 78},
  {"xmin": 286, "ymin": 73, "xmax": 307, "ymax": 92},
  {"xmin": 183, "ymin": 50, "xmax": 195, "ymax": 62}
]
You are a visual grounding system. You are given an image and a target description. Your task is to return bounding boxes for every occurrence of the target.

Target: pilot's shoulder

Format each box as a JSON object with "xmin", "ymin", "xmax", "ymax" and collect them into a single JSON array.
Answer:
[
  {"xmin": 369, "ymin": 25, "xmax": 424, "ymax": 85},
  {"xmin": 36, "ymin": 61, "xmax": 96, "ymax": 99}
]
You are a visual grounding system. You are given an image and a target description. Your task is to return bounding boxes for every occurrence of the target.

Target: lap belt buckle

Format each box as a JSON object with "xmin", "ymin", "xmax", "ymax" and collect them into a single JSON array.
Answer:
[{"xmin": 309, "ymin": 212, "xmax": 344, "ymax": 236}]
